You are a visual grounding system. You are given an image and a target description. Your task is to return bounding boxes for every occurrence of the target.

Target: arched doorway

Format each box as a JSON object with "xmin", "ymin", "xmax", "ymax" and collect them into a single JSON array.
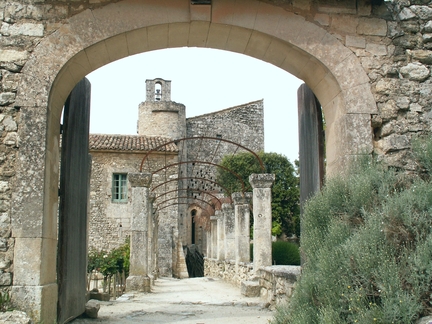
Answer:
[{"xmin": 12, "ymin": 1, "xmax": 376, "ymax": 322}]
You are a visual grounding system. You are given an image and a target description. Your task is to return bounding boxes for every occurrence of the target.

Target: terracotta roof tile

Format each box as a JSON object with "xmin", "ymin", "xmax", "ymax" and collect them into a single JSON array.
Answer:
[{"xmin": 89, "ymin": 134, "xmax": 178, "ymax": 153}]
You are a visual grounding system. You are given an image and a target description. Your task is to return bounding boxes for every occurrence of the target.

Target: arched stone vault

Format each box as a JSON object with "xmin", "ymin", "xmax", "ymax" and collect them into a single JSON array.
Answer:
[{"xmin": 11, "ymin": 0, "xmax": 376, "ymax": 321}]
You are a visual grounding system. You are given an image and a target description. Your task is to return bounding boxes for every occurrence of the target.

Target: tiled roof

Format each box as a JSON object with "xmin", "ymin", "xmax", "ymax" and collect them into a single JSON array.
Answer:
[{"xmin": 89, "ymin": 134, "xmax": 178, "ymax": 153}]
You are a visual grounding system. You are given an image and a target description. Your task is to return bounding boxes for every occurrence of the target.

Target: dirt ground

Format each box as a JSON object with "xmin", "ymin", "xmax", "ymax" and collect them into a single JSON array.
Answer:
[{"xmin": 72, "ymin": 277, "xmax": 275, "ymax": 324}]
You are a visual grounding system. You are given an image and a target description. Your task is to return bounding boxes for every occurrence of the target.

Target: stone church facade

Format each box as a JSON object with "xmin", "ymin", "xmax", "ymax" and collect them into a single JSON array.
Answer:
[{"xmin": 88, "ymin": 78, "xmax": 264, "ymax": 277}]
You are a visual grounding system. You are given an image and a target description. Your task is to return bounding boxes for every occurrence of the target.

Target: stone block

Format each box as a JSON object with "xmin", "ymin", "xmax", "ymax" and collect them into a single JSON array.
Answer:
[
  {"xmin": 331, "ymin": 15, "xmax": 358, "ymax": 34},
  {"xmin": 357, "ymin": 18, "xmax": 387, "ymax": 36},
  {"xmin": 0, "ymin": 50, "xmax": 29, "ymax": 62},
  {"xmin": 126, "ymin": 275, "xmax": 151, "ymax": 293},
  {"xmin": 241, "ymin": 280, "xmax": 260, "ymax": 297},
  {"xmin": 0, "ymin": 310, "xmax": 32, "ymax": 324},
  {"xmin": 85, "ymin": 299, "xmax": 100, "ymax": 319},
  {"xmin": 346, "ymin": 35, "xmax": 365, "ymax": 48},
  {"xmin": 366, "ymin": 43, "xmax": 387, "ymax": 56}
]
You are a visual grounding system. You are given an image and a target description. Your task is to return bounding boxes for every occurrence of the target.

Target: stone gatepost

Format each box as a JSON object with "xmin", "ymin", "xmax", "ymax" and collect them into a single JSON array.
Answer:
[
  {"xmin": 232, "ymin": 192, "xmax": 252, "ymax": 265},
  {"xmin": 249, "ymin": 174, "xmax": 275, "ymax": 274},
  {"xmin": 216, "ymin": 210, "xmax": 225, "ymax": 260},
  {"xmin": 222, "ymin": 202, "xmax": 235, "ymax": 261},
  {"xmin": 126, "ymin": 172, "xmax": 152, "ymax": 292},
  {"xmin": 210, "ymin": 215, "xmax": 218, "ymax": 259}
]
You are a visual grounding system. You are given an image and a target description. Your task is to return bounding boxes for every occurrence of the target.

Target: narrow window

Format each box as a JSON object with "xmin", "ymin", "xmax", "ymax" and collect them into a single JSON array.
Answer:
[
  {"xmin": 216, "ymin": 134, "xmax": 222, "ymax": 138},
  {"xmin": 112, "ymin": 173, "xmax": 127, "ymax": 202}
]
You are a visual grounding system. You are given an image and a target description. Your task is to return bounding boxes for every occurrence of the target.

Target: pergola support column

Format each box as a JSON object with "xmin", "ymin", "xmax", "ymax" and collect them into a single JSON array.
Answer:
[
  {"xmin": 232, "ymin": 192, "xmax": 252, "ymax": 265},
  {"xmin": 216, "ymin": 210, "xmax": 225, "ymax": 260},
  {"xmin": 249, "ymin": 174, "xmax": 275, "ymax": 274},
  {"xmin": 126, "ymin": 173, "xmax": 152, "ymax": 292},
  {"xmin": 210, "ymin": 216, "xmax": 218, "ymax": 259},
  {"xmin": 223, "ymin": 203, "xmax": 235, "ymax": 261}
]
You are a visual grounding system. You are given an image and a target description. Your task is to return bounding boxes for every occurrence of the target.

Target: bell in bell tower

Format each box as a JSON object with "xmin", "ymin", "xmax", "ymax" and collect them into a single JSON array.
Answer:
[
  {"xmin": 145, "ymin": 78, "xmax": 172, "ymax": 102},
  {"xmin": 138, "ymin": 78, "xmax": 186, "ymax": 139}
]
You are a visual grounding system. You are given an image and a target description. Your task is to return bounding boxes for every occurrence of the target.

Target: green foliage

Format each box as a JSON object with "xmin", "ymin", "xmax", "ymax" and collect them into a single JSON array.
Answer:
[
  {"xmin": 273, "ymin": 148, "xmax": 432, "ymax": 324},
  {"xmin": 88, "ymin": 238, "xmax": 130, "ymax": 278},
  {"xmin": 0, "ymin": 291, "xmax": 12, "ymax": 312},
  {"xmin": 250, "ymin": 241, "xmax": 300, "ymax": 265},
  {"xmin": 272, "ymin": 241, "xmax": 300, "ymax": 266},
  {"xmin": 218, "ymin": 151, "xmax": 300, "ymax": 237}
]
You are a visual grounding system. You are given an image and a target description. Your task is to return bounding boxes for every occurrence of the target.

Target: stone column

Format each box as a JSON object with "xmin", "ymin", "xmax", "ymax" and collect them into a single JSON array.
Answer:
[
  {"xmin": 206, "ymin": 230, "xmax": 211, "ymax": 258},
  {"xmin": 232, "ymin": 192, "xmax": 252, "ymax": 265},
  {"xmin": 216, "ymin": 210, "xmax": 225, "ymax": 260},
  {"xmin": 210, "ymin": 215, "xmax": 218, "ymax": 259},
  {"xmin": 222, "ymin": 203, "xmax": 235, "ymax": 261},
  {"xmin": 126, "ymin": 173, "xmax": 152, "ymax": 292},
  {"xmin": 148, "ymin": 194, "xmax": 155, "ymax": 283},
  {"xmin": 153, "ymin": 210, "xmax": 159, "ymax": 279},
  {"xmin": 249, "ymin": 174, "xmax": 275, "ymax": 274}
]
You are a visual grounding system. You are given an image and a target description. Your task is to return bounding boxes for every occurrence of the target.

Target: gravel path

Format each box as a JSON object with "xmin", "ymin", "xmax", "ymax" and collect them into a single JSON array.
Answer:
[{"xmin": 72, "ymin": 277, "xmax": 274, "ymax": 324}]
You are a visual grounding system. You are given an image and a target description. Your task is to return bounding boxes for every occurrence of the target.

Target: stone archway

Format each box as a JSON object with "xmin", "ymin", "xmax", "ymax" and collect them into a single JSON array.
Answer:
[{"xmin": 11, "ymin": 0, "xmax": 376, "ymax": 322}]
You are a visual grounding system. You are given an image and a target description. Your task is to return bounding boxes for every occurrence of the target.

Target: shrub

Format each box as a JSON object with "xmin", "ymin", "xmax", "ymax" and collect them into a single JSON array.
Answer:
[
  {"xmin": 272, "ymin": 241, "xmax": 300, "ymax": 266},
  {"xmin": 273, "ymin": 148, "xmax": 432, "ymax": 324},
  {"xmin": 250, "ymin": 241, "xmax": 301, "ymax": 265},
  {"xmin": 88, "ymin": 238, "xmax": 130, "ymax": 278}
]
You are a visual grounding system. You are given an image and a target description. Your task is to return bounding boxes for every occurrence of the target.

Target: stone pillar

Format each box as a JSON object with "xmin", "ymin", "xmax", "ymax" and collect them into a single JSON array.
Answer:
[
  {"xmin": 126, "ymin": 173, "xmax": 152, "ymax": 292},
  {"xmin": 249, "ymin": 174, "xmax": 275, "ymax": 274},
  {"xmin": 206, "ymin": 230, "xmax": 211, "ymax": 258},
  {"xmin": 216, "ymin": 210, "xmax": 225, "ymax": 261},
  {"xmin": 210, "ymin": 216, "xmax": 218, "ymax": 259},
  {"xmin": 232, "ymin": 192, "xmax": 252, "ymax": 265},
  {"xmin": 153, "ymin": 211, "xmax": 159, "ymax": 279},
  {"xmin": 223, "ymin": 203, "xmax": 235, "ymax": 261},
  {"xmin": 148, "ymin": 194, "xmax": 155, "ymax": 282}
]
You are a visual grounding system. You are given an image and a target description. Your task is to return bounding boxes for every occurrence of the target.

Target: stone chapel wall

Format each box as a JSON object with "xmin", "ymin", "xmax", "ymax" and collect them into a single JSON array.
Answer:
[{"xmin": 88, "ymin": 150, "xmax": 178, "ymax": 276}]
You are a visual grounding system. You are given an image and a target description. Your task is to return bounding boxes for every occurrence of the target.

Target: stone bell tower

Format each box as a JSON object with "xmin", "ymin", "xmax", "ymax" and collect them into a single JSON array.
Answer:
[{"xmin": 138, "ymin": 78, "xmax": 186, "ymax": 139}]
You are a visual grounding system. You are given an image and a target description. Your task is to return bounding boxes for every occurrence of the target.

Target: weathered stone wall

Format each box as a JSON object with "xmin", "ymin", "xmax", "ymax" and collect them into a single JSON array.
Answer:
[
  {"xmin": 204, "ymin": 258, "xmax": 300, "ymax": 307},
  {"xmin": 88, "ymin": 150, "xmax": 178, "ymax": 276},
  {"xmin": 204, "ymin": 258, "xmax": 254, "ymax": 287},
  {"xmin": 181, "ymin": 100, "xmax": 265, "ymax": 245},
  {"xmin": 258, "ymin": 266, "xmax": 301, "ymax": 307},
  {"xmin": 186, "ymin": 100, "xmax": 264, "ymax": 152}
]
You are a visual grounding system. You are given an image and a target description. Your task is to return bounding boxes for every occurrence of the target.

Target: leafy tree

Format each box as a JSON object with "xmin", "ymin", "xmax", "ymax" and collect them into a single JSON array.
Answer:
[{"xmin": 217, "ymin": 151, "xmax": 300, "ymax": 237}]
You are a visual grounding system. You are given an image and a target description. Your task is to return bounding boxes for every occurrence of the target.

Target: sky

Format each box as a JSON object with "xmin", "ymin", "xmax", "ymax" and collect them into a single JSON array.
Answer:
[{"xmin": 86, "ymin": 47, "xmax": 303, "ymax": 163}]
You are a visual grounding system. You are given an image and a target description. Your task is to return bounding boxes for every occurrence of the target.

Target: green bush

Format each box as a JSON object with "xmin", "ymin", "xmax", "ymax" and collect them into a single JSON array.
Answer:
[
  {"xmin": 272, "ymin": 241, "xmax": 300, "ymax": 266},
  {"xmin": 250, "ymin": 241, "xmax": 300, "ymax": 265},
  {"xmin": 273, "ymin": 145, "xmax": 432, "ymax": 324}
]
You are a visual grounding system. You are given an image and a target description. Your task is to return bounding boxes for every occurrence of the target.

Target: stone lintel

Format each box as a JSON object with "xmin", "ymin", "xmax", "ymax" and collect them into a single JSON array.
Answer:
[
  {"xmin": 249, "ymin": 174, "xmax": 275, "ymax": 189},
  {"xmin": 128, "ymin": 172, "xmax": 152, "ymax": 187},
  {"xmin": 231, "ymin": 192, "xmax": 252, "ymax": 205}
]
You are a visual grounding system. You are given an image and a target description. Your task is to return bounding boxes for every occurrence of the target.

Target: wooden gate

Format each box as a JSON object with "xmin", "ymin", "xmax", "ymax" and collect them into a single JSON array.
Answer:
[
  {"xmin": 58, "ymin": 78, "xmax": 91, "ymax": 323},
  {"xmin": 297, "ymin": 83, "xmax": 325, "ymax": 210}
]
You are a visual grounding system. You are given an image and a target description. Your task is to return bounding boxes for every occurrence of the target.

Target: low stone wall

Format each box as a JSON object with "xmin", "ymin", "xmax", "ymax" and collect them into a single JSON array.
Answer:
[
  {"xmin": 204, "ymin": 258, "xmax": 254, "ymax": 287},
  {"xmin": 258, "ymin": 266, "xmax": 301, "ymax": 306},
  {"xmin": 204, "ymin": 258, "xmax": 301, "ymax": 307}
]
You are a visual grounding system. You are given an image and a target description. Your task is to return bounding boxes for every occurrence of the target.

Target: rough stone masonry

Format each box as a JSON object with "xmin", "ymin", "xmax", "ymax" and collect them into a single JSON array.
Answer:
[{"xmin": 1, "ymin": 0, "xmax": 432, "ymax": 322}]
